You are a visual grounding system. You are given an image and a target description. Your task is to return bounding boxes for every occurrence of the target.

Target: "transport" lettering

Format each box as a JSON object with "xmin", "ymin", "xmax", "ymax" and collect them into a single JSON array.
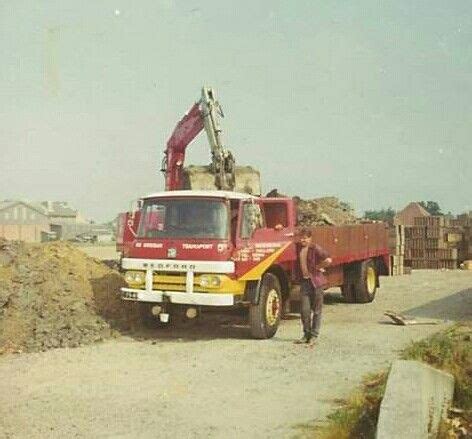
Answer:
[{"xmin": 182, "ymin": 243, "xmax": 213, "ymax": 250}]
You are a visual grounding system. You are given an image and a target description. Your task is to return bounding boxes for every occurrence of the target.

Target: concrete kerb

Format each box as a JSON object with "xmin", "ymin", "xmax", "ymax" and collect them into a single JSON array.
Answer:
[{"xmin": 376, "ymin": 360, "xmax": 454, "ymax": 439}]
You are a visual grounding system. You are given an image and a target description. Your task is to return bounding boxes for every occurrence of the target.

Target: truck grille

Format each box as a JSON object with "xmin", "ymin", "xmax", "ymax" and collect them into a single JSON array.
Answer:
[{"xmin": 153, "ymin": 272, "xmax": 202, "ymax": 292}]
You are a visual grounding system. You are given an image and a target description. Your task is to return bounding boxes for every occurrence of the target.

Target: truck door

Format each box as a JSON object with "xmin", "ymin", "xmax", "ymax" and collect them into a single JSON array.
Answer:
[
  {"xmin": 116, "ymin": 211, "xmax": 141, "ymax": 257},
  {"xmin": 259, "ymin": 200, "xmax": 297, "ymax": 265},
  {"xmin": 234, "ymin": 200, "xmax": 296, "ymax": 280}
]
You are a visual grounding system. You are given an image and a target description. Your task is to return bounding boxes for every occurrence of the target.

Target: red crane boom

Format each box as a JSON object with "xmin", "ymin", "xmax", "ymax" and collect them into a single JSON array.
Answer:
[{"xmin": 162, "ymin": 102, "xmax": 204, "ymax": 191}]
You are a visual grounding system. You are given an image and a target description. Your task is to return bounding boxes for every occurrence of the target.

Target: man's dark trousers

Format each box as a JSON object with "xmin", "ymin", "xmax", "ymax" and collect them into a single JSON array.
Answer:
[{"xmin": 300, "ymin": 278, "xmax": 323, "ymax": 339}]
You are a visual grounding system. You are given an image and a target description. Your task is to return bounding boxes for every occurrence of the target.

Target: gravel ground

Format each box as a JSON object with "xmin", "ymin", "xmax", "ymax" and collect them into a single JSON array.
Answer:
[{"xmin": 1, "ymin": 270, "xmax": 471, "ymax": 438}]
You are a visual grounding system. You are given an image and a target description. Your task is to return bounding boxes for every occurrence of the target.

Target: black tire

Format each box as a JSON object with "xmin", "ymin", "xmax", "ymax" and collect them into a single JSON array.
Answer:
[
  {"xmin": 249, "ymin": 273, "xmax": 282, "ymax": 339},
  {"xmin": 341, "ymin": 266, "xmax": 357, "ymax": 303},
  {"xmin": 354, "ymin": 260, "xmax": 377, "ymax": 303},
  {"xmin": 341, "ymin": 283, "xmax": 357, "ymax": 303}
]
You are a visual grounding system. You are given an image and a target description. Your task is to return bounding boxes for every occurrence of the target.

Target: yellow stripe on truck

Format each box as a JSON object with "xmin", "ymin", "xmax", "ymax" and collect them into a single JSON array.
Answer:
[{"xmin": 238, "ymin": 242, "xmax": 291, "ymax": 281}]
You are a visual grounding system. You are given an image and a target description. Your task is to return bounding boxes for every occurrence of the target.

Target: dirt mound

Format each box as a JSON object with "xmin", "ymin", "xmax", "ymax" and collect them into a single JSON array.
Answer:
[
  {"xmin": 0, "ymin": 239, "xmax": 137, "ymax": 354},
  {"xmin": 266, "ymin": 189, "xmax": 358, "ymax": 226},
  {"xmin": 296, "ymin": 196, "xmax": 357, "ymax": 226}
]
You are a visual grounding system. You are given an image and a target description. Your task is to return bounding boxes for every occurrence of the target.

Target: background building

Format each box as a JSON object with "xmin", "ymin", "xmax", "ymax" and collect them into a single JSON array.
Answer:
[
  {"xmin": 41, "ymin": 201, "xmax": 92, "ymax": 240},
  {"xmin": 0, "ymin": 201, "xmax": 51, "ymax": 242},
  {"xmin": 0, "ymin": 199, "xmax": 116, "ymax": 243}
]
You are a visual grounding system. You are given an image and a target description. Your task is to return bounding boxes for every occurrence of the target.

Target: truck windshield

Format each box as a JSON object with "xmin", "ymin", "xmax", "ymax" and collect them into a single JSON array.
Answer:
[{"xmin": 138, "ymin": 198, "xmax": 229, "ymax": 239}]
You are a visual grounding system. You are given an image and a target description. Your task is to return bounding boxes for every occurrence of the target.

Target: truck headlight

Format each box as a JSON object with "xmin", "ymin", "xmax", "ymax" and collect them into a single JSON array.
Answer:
[
  {"xmin": 124, "ymin": 271, "xmax": 145, "ymax": 284},
  {"xmin": 200, "ymin": 275, "xmax": 221, "ymax": 288},
  {"xmin": 200, "ymin": 276, "xmax": 210, "ymax": 287},
  {"xmin": 210, "ymin": 276, "xmax": 221, "ymax": 287}
]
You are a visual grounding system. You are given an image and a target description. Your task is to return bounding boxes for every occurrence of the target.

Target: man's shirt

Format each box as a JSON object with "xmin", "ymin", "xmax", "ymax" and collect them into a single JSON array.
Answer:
[
  {"xmin": 297, "ymin": 244, "xmax": 330, "ymax": 288},
  {"xmin": 300, "ymin": 246, "xmax": 310, "ymax": 279}
]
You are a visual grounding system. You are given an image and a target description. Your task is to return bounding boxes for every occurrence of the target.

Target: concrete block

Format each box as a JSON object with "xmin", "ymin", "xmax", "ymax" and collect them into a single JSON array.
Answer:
[{"xmin": 376, "ymin": 360, "xmax": 454, "ymax": 439}]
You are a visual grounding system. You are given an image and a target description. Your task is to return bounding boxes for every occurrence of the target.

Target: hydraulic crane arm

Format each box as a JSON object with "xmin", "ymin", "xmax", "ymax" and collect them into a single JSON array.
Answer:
[
  {"xmin": 200, "ymin": 87, "xmax": 235, "ymax": 190},
  {"xmin": 162, "ymin": 101, "xmax": 204, "ymax": 191},
  {"xmin": 162, "ymin": 87, "xmax": 236, "ymax": 191}
]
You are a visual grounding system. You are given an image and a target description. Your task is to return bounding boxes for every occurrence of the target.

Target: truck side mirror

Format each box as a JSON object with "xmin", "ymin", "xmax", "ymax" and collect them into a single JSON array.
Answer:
[{"xmin": 130, "ymin": 199, "xmax": 143, "ymax": 221}]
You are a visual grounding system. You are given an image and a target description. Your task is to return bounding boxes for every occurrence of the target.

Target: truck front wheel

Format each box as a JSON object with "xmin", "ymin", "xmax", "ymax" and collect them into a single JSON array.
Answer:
[
  {"xmin": 354, "ymin": 260, "xmax": 377, "ymax": 303},
  {"xmin": 249, "ymin": 273, "xmax": 282, "ymax": 339}
]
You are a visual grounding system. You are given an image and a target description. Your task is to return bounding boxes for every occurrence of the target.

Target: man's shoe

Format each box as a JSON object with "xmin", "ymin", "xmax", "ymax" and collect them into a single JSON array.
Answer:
[
  {"xmin": 294, "ymin": 335, "xmax": 310, "ymax": 344},
  {"xmin": 307, "ymin": 337, "xmax": 317, "ymax": 347}
]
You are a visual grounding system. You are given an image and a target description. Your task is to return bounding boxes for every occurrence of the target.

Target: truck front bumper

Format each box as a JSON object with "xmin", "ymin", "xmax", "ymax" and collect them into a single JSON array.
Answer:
[{"xmin": 120, "ymin": 288, "xmax": 234, "ymax": 306}]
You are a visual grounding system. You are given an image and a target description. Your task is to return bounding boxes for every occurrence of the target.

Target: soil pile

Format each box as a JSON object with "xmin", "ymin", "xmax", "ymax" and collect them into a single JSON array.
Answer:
[
  {"xmin": 0, "ymin": 239, "xmax": 136, "ymax": 354},
  {"xmin": 266, "ymin": 189, "xmax": 358, "ymax": 226},
  {"xmin": 296, "ymin": 196, "xmax": 357, "ymax": 226}
]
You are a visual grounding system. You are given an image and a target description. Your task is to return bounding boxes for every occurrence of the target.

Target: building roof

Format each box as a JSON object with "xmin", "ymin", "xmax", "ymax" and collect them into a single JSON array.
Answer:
[
  {"xmin": 0, "ymin": 200, "xmax": 48, "ymax": 216},
  {"xmin": 394, "ymin": 202, "xmax": 430, "ymax": 226},
  {"xmin": 41, "ymin": 201, "xmax": 78, "ymax": 218},
  {"xmin": 142, "ymin": 190, "xmax": 256, "ymax": 200},
  {"xmin": 0, "ymin": 201, "xmax": 12, "ymax": 211},
  {"xmin": 49, "ymin": 206, "xmax": 77, "ymax": 217}
]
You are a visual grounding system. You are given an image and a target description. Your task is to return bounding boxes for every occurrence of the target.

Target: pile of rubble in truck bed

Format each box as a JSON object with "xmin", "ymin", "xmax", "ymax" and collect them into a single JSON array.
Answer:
[
  {"xmin": 0, "ymin": 239, "xmax": 136, "ymax": 354},
  {"xmin": 266, "ymin": 189, "xmax": 358, "ymax": 226}
]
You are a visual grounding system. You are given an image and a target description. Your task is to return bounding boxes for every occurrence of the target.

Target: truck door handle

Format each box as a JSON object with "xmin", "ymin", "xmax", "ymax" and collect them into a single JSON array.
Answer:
[{"xmin": 284, "ymin": 232, "xmax": 294, "ymax": 237}]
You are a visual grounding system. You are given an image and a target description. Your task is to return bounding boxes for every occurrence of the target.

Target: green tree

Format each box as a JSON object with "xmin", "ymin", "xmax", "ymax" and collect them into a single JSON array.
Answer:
[
  {"xmin": 363, "ymin": 207, "xmax": 396, "ymax": 223},
  {"xmin": 418, "ymin": 201, "xmax": 442, "ymax": 216}
]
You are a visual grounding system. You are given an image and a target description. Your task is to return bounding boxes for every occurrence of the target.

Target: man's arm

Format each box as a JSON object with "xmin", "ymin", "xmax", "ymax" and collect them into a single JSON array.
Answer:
[
  {"xmin": 313, "ymin": 245, "xmax": 332, "ymax": 272},
  {"xmin": 316, "ymin": 257, "xmax": 332, "ymax": 271}
]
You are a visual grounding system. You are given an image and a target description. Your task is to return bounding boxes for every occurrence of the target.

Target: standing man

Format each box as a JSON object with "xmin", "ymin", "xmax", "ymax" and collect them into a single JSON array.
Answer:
[{"xmin": 295, "ymin": 227, "xmax": 332, "ymax": 345}]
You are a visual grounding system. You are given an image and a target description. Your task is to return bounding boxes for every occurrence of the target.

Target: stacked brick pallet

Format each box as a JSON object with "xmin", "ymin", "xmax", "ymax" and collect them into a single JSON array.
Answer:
[
  {"xmin": 389, "ymin": 225, "xmax": 405, "ymax": 275},
  {"xmin": 404, "ymin": 216, "xmax": 461, "ymax": 269},
  {"xmin": 455, "ymin": 212, "xmax": 472, "ymax": 261}
]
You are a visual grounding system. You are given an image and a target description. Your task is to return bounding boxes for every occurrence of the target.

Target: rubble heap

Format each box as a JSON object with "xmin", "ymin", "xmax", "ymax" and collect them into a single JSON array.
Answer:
[
  {"xmin": 296, "ymin": 196, "xmax": 357, "ymax": 226},
  {"xmin": 266, "ymin": 189, "xmax": 358, "ymax": 226},
  {"xmin": 0, "ymin": 240, "xmax": 136, "ymax": 354}
]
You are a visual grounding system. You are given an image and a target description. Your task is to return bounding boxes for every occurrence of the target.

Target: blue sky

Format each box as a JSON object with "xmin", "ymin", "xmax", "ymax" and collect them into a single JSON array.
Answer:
[{"xmin": 1, "ymin": 1, "xmax": 471, "ymax": 221}]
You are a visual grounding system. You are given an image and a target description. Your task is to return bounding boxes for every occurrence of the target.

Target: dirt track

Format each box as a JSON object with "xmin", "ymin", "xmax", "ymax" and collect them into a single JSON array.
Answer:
[{"xmin": 1, "ymin": 270, "xmax": 471, "ymax": 438}]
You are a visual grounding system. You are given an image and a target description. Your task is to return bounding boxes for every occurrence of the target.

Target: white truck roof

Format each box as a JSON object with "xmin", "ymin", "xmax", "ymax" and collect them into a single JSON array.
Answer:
[{"xmin": 142, "ymin": 190, "xmax": 256, "ymax": 200}]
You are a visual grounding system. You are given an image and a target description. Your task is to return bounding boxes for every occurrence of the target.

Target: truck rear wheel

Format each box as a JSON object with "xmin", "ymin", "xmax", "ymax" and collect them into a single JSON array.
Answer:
[
  {"xmin": 341, "ymin": 283, "xmax": 356, "ymax": 303},
  {"xmin": 354, "ymin": 260, "xmax": 377, "ymax": 303},
  {"xmin": 341, "ymin": 264, "xmax": 357, "ymax": 303},
  {"xmin": 249, "ymin": 273, "xmax": 282, "ymax": 339}
]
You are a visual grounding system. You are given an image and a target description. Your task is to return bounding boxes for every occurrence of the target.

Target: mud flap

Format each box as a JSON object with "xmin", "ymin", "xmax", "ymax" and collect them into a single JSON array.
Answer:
[{"xmin": 244, "ymin": 280, "xmax": 261, "ymax": 304}]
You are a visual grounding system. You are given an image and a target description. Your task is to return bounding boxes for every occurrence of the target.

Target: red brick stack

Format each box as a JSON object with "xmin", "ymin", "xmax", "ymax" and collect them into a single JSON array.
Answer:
[
  {"xmin": 455, "ymin": 212, "xmax": 472, "ymax": 261},
  {"xmin": 404, "ymin": 216, "xmax": 462, "ymax": 269}
]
